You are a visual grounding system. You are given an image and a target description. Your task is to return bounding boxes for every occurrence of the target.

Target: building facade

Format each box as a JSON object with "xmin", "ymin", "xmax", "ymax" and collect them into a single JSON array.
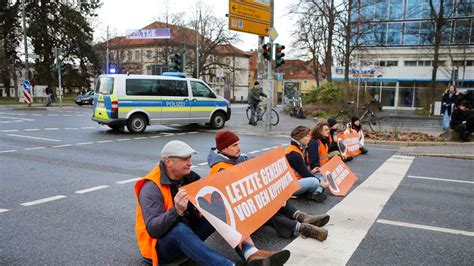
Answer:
[{"xmin": 333, "ymin": 0, "xmax": 474, "ymax": 109}]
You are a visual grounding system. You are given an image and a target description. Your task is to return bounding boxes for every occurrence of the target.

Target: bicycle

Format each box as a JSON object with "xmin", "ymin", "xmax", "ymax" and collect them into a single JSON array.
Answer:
[
  {"xmin": 246, "ymin": 102, "xmax": 280, "ymax": 126},
  {"xmin": 335, "ymin": 100, "xmax": 381, "ymax": 132},
  {"xmin": 288, "ymin": 96, "xmax": 305, "ymax": 119}
]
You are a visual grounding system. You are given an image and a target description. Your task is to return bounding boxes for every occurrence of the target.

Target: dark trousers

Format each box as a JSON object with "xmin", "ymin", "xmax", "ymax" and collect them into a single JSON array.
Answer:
[
  {"xmin": 249, "ymin": 103, "xmax": 258, "ymax": 124},
  {"xmin": 265, "ymin": 202, "xmax": 298, "ymax": 238},
  {"xmin": 453, "ymin": 123, "xmax": 473, "ymax": 140}
]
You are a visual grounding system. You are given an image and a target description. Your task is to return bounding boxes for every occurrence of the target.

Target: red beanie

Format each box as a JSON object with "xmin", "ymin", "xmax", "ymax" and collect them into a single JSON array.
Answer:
[{"xmin": 216, "ymin": 130, "xmax": 240, "ymax": 151}]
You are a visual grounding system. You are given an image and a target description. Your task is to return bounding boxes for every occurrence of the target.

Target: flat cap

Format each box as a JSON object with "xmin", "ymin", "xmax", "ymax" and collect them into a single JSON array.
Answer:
[{"xmin": 161, "ymin": 140, "xmax": 197, "ymax": 158}]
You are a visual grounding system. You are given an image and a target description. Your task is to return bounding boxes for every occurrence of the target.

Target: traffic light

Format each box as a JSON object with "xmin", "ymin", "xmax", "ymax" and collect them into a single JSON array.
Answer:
[
  {"xmin": 262, "ymin": 43, "xmax": 272, "ymax": 61},
  {"xmin": 170, "ymin": 49, "xmax": 186, "ymax": 72},
  {"xmin": 275, "ymin": 44, "xmax": 285, "ymax": 68}
]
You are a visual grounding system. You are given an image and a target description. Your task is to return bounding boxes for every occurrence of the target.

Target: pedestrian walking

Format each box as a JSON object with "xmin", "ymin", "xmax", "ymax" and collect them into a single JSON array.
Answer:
[
  {"xmin": 45, "ymin": 87, "xmax": 52, "ymax": 107},
  {"xmin": 441, "ymin": 85, "xmax": 457, "ymax": 130}
]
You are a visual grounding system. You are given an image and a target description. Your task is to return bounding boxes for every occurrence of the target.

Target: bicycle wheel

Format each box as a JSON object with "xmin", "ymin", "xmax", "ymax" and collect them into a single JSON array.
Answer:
[
  {"xmin": 271, "ymin": 109, "xmax": 279, "ymax": 126},
  {"xmin": 366, "ymin": 113, "xmax": 381, "ymax": 132},
  {"xmin": 246, "ymin": 106, "xmax": 251, "ymax": 121}
]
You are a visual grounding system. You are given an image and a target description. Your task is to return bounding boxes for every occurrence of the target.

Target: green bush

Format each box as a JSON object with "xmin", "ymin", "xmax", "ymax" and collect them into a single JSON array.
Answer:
[{"xmin": 303, "ymin": 82, "xmax": 343, "ymax": 104}]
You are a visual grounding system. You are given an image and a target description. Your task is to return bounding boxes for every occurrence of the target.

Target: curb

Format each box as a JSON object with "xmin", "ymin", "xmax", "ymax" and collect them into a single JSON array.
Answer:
[
  {"xmin": 397, "ymin": 153, "xmax": 474, "ymax": 160},
  {"xmin": 366, "ymin": 140, "xmax": 474, "ymax": 146},
  {"xmin": 379, "ymin": 115, "xmax": 442, "ymax": 121}
]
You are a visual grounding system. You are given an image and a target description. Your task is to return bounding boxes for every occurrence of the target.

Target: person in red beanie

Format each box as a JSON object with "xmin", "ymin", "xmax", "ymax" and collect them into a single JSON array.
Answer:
[{"xmin": 207, "ymin": 130, "xmax": 330, "ymax": 241}]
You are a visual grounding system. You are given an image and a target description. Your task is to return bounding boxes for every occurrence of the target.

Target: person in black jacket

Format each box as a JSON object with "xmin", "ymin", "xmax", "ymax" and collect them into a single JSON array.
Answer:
[
  {"xmin": 450, "ymin": 100, "xmax": 474, "ymax": 141},
  {"xmin": 441, "ymin": 85, "xmax": 457, "ymax": 130}
]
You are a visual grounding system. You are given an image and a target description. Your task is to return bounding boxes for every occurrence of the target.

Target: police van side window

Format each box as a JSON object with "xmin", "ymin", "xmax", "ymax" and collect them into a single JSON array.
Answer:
[
  {"xmin": 157, "ymin": 80, "xmax": 188, "ymax": 97},
  {"xmin": 126, "ymin": 79, "xmax": 158, "ymax": 95},
  {"xmin": 96, "ymin": 77, "xmax": 114, "ymax": 95},
  {"xmin": 190, "ymin": 81, "xmax": 216, "ymax": 98}
]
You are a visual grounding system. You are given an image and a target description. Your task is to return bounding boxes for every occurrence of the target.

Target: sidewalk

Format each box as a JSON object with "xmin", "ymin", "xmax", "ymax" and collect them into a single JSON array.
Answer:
[{"xmin": 396, "ymin": 143, "xmax": 474, "ymax": 160}]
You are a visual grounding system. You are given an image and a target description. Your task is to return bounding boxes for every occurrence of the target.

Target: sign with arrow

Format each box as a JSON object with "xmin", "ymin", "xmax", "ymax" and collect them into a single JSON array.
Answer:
[{"xmin": 229, "ymin": 0, "xmax": 270, "ymax": 36}]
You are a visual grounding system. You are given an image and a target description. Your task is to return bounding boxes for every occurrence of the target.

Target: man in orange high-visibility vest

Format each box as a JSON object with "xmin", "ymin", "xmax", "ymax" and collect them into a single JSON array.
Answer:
[
  {"xmin": 135, "ymin": 140, "xmax": 290, "ymax": 266},
  {"xmin": 207, "ymin": 130, "xmax": 330, "ymax": 242}
]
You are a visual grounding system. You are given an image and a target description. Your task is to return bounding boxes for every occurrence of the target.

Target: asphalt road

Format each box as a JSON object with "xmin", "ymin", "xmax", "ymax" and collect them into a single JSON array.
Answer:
[{"xmin": 0, "ymin": 105, "xmax": 472, "ymax": 265}]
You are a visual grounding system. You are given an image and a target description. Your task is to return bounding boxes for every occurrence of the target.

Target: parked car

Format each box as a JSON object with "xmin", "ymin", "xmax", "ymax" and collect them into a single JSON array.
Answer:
[{"xmin": 75, "ymin": 91, "xmax": 94, "ymax": 106}]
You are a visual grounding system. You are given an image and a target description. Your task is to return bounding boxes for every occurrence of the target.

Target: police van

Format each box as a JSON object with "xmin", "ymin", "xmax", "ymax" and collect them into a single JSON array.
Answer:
[{"xmin": 91, "ymin": 73, "xmax": 231, "ymax": 133}]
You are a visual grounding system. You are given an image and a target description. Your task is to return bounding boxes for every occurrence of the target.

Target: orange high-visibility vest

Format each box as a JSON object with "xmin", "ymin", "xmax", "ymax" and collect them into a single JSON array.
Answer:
[
  {"xmin": 209, "ymin": 161, "xmax": 234, "ymax": 175},
  {"xmin": 317, "ymin": 139, "xmax": 329, "ymax": 165},
  {"xmin": 134, "ymin": 165, "xmax": 174, "ymax": 266},
  {"xmin": 284, "ymin": 144, "xmax": 304, "ymax": 179}
]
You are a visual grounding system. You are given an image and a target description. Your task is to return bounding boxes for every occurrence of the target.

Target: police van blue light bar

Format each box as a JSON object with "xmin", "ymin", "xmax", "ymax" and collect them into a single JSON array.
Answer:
[{"xmin": 162, "ymin": 72, "xmax": 186, "ymax": 78}]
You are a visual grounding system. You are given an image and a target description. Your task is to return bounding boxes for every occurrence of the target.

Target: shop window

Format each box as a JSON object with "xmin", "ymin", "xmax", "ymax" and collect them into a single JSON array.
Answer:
[{"xmin": 405, "ymin": 61, "xmax": 417, "ymax": 66}]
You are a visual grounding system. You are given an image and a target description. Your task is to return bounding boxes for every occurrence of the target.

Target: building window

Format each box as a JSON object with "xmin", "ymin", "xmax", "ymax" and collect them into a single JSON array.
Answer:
[
  {"xmin": 135, "ymin": 50, "xmax": 140, "ymax": 61},
  {"xmin": 467, "ymin": 60, "xmax": 474, "ymax": 66},
  {"xmin": 452, "ymin": 60, "xmax": 464, "ymax": 67},
  {"xmin": 360, "ymin": 0, "xmax": 374, "ymax": 20},
  {"xmin": 405, "ymin": 61, "xmax": 417, "ymax": 66},
  {"xmin": 454, "ymin": 19, "xmax": 471, "ymax": 44},
  {"xmin": 149, "ymin": 65, "xmax": 169, "ymax": 75},
  {"xmin": 417, "ymin": 60, "xmax": 431, "ymax": 66},
  {"xmin": 441, "ymin": 21, "xmax": 453, "ymax": 44},
  {"xmin": 386, "ymin": 61, "xmax": 398, "ymax": 66},
  {"xmin": 420, "ymin": 22, "xmax": 434, "ymax": 45},
  {"xmin": 404, "ymin": 22, "xmax": 420, "ymax": 45},
  {"xmin": 374, "ymin": 0, "xmax": 388, "ymax": 20},
  {"xmin": 146, "ymin": 50, "xmax": 152, "ymax": 60},
  {"xmin": 387, "ymin": 22, "xmax": 402, "ymax": 45},
  {"xmin": 388, "ymin": 0, "xmax": 403, "ymax": 19},
  {"xmin": 456, "ymin": 0, "xmax": 474, "ymax": 17},
  {"xmin": 127, "ymin": 51, "xmax": 133, "ymax": 61}
]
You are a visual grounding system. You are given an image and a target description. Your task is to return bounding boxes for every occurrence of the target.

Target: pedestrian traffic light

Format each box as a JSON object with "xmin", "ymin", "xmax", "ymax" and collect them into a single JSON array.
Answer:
[
  {"xmin": 169, "ymin": 53, "xmax": 183, "ymax": 72},
  {"xmin": 262, "ymin": 43, "xmax": 272, "ymax": 61},
  {"xmin": 275, "ymin": 44, "xmax": 285, "ymax": 68}
]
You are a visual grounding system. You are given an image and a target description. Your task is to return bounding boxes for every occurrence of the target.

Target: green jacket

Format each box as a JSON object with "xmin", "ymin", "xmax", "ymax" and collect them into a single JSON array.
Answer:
[{"xmin": 248, "ymin": 87, "xmax": 267, "ymax": 105}]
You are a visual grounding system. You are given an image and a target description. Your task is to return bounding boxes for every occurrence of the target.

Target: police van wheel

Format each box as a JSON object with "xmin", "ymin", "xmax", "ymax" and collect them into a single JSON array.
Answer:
[
  {"xmin": 127, "ymin": 114, "xmax": 147, "ymax": 134},
  {"xmin": 210, "ymin": 112, "xmax": 225, "ymax": 129}
]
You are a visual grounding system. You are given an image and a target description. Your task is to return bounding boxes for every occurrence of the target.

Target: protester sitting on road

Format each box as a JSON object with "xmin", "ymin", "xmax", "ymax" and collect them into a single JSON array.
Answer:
[
  {"xmin": 207, "ymin": 130, "xmax": 330, "ymax": 241},
  {"xmin": 134, "ymin": 140, "xmax": 290, "ymax": 266},
  {"xmin": 450, "ymin": 100, "xmax": 474, "ymax": 141},
  {"xmin": 327, "ymin": 118, "xmax": 352, "ymax": 162},
  {"xmin": 285, "ymin": 126, "xmax": 328, "ymax": 202},
  {"xmin": 345, "ymin": 117, "xmax": 368, "ymax": 154},
  {"xmin": 306, "ymin": 122, "xmax": 335, "ymax": 178}
]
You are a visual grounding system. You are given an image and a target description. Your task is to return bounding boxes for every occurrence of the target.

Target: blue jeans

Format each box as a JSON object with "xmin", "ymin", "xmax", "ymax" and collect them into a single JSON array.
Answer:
[
  {"xmin": 294, "ymin": 174, "xmax": 323, "ymax": 196},
  {"xmin": 157, "ymin": 221, "xmax": 233, "ymax": 266},
  {"xmin": 443, "ymin": 112, "xmax": 451, "ymax": 130}
]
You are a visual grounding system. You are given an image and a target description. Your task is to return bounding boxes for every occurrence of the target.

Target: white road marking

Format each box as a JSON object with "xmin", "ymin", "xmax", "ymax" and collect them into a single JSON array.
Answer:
[
  {"xmin": 407, "ymin": 175, "xmax": 474, "ymax": 185},
  {"xmin": 32, "ymin": 114, "xmax": 42, "ymax": 116},
  {"xmin": 97, "ymin": 140, "xmax": 114, "ymax": 143},
  {"xmin": 162, "ymin": 133, "xmax": 175, "ymax": 136},
  {"xmin": 47, "ymin": 114, "xmax": 59, "ymax": 116},
  {"xmin": 0, "ymin": 149, "xmax": 17, "ymax": 154},
  {"xmin": 76, "ymin": 142, "xmax": 94, "ymax": 145},
  {"xmin": 75, "ymin": 185, "xmax": 110, "ymax": 194},
  {"xmin": 65, "ymin": 127, "xmax": 79, "ymax": 130},
  {"xmin": 149, "ymin": 136, "xmax": 161, "ymax": 139},
  {"xmin": 191, "ymin": 165, "xmax": 198, "ymax": 168},
  {"xmin": 0, "ymin": 129, "xmax": 19, "ymax": 132},
  {"xmin": 21, "ymin": 195, "xmax": 67, "ymax": 206},
  {"xmin": 0, "ymin": 209, "xmax": 8, "ymax": 213},
  {"xmin": 249, "ymin": 150, "xmax": 260, "ymax": 154},
  {"xmin": 285, "ymin": 155, "xmax": 415, "ymax": 265},
  {"xmin": 116, "ymin": 177, "xmax": 142, "ymax": 184},
  {"xmin": 24, "ymin": 129, "xmax": 40, "ymax": 131},
  {"xmin": 7, "ymin": 134, "xmax": 61, "ymax": 142},
  {"xmin": 44, "ymin": 128, "xmax": 59, "ymax": 131},
  {"xmin": 116, "ymin": 138, "xmax": 131, "ymax": 142},
  {"xmin": 188, "ymin": 131, "xmax": 199, "ymax": 134},
  {"xmin": 63, "ymin": 114, "xmax": 73, "ymax": 117},
  {"xmin": 133, "ymin": 137, "xmax": 147, "ymax": 140},
  {"xmin": 52, "ymin": 144, "xmax": 73, "ymax": 148},
  {"xmin": 377, "ymin": 219, "xmax": 474, "ymax": 237},
  {"xmin": 24, "ymin": 147, "xmax": 46, "ymax": 151},
  {"xmin": 198, "ymin": 162, "xmax": 208, "ymax": 166},
  {"xmin": 80, "ymin": 127, "xmax": 95, "ymax": 129},
  {"xmin": 176, "ymin": 133, "xmax": 186, "ymax": 135},
  {"xmin": 261, "ymin": 148, "xmax": 271, "ymax": 151}
]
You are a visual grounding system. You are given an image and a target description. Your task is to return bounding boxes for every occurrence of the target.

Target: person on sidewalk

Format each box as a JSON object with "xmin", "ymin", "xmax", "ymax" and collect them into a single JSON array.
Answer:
[
  {"xmin": 450, "ymin": 100, "xmax": 474, "ymax": 141},
  {"xmin": 248, "ymin": 82, "xmax": 267, "ymax": 126},
  {"xmin": 207, "ymin": 130, "xmax": 330, "ymax": 241},
  {"xmin": 441, "ymin": 85, "xmax": 458, "ymax": 130},
  {"xmin": 135, "ymin": 140, "xmax": 290, "ymax": 266},
  {"xmin": 347, "ymin": 117, "xmax": 368, "ymax": 154},
  {"xmin": 285, "ymin": 126, "xmax": 328, "ymax": 202},
  {"xmin": 45, "ymin": 87, "xmax": 52, "ymax": 107}
]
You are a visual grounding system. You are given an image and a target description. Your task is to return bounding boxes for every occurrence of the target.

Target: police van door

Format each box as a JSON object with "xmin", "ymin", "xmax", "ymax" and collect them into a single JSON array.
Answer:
[
  {"xmin": 159, "ymin": 79, "xmax": 191, "ymax": 124},
  {"xmin": 189, "ymin": 80, "xmax": 218, "ymax": 123}
]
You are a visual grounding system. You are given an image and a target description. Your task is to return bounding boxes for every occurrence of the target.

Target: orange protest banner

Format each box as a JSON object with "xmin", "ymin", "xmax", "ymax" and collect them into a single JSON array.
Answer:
[
  {"xmin": 319, "ymin": 156, "xmax": 358, "ymax": 196},
  {"xmin": 182, "ymin": 147, "xmax": 300, "ymax": 248},
  {"xmin": 338, "ymin": 131, "xmax": 361, "ymax": 157}
]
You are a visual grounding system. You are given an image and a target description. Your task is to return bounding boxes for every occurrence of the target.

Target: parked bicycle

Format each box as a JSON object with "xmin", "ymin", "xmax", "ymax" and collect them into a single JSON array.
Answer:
[
  {"xmin": 246, "ymin": 102, "xmax": 280, "ymax": 126},
  {"xmin": 335, "ymin": 100, "xmax": 381, "ymax": 132},
  {"xmin": 288, "ymin": 96, "xmax": 305, "ymax": 119}
]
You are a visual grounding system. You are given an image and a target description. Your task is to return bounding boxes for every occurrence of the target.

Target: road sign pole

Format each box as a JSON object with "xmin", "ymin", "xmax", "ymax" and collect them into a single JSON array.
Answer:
[{"xmin": 264, "ymin": 0, "xmax": 274, "ymax": 133}]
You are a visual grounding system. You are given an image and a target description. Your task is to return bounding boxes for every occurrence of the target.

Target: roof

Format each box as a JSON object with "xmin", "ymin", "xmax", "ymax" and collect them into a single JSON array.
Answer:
[
  {"xmin": 97, "ymin": 21, "xmax": 250, "ymax": 57},
  {"xmin": 279, "ymin": 60, "xmax": 316, "ymax": 79}
]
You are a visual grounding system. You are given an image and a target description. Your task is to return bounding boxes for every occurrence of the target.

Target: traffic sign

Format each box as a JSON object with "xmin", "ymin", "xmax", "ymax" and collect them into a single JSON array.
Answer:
[
  {"xmin": 23, "ymin": 80, "xmax": 30, "ymax": 91},
  {"xmin": 229, "ymin": 15, "xmax": 270, "ymax": 36},
  {"xmin": 229, "ymin": 1, "xmax": 270, "ymax": 24},
  {"xmin": 239, "ymin": 0, "xmax": 270, "ymax": 9},
  {"xmin": 269, "ymin": 27, "xmax": 278, "ymax": 41}
]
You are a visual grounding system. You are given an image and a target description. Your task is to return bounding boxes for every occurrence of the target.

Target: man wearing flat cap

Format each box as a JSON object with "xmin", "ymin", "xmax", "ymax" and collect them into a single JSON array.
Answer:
[{"xmin": 134, "ymin": 140, "xmax": 290, "ymax": 266}]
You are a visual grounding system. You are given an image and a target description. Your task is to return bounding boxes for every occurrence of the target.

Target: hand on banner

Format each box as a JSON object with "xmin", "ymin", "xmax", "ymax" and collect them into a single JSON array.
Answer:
[
  {"xmin": 311, "ymin": 167, "xmax": 320, "ymax": 174},
  {"xmin": 175, "ymin": 189, "xmax": 189, "ymax": 216},
  {"xmin": 238, "ymin": 237, "xmax": 255, "ymax": 250}
]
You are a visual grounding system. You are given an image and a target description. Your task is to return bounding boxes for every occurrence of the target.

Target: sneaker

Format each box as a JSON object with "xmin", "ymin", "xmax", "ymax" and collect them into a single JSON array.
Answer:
[
  {"xmin": 306, "ymin": 192, "xmax": 327, "ymax": 202},
  {"xmin": 297, "ymin": 213, "xmax": 330, "ymax": 227},
  {"xmin": 247, "ymin": 249, "xmax": 291, "ymax": 266},
  {"xmin": 299, "ymin": 223, "xmax": 328, "ymax": 241}
]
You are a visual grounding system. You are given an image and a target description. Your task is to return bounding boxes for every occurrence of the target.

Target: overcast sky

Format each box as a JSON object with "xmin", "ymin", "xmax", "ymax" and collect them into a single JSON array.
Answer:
[{"xmin": 93, "ymin": 0, "xmax": 298, "ymax": 56}]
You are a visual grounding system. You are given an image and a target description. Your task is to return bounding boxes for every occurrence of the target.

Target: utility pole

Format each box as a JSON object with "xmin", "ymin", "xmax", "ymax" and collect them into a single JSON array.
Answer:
[
  {"xmin": 21, "ymin": 0, "xmax": 30, "ymax": 106},
  {"xmin": 106, "ymin": 26, "xmax": 109, "ymax": 74},
  {"xmin": 264, "ymin": 0, "xmax": 274, "ymax": 132},
  {"xmin": 53, "ymin": 48, "xmax": 63, "ymax": 107},
  {"xmin": 195, "ymin": 9, "xmax": 200, "ymax": 79}
]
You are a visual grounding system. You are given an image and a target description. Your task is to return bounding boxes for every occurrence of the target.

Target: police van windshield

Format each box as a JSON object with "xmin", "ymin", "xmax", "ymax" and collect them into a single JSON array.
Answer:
[{"xmin": 95, "ymin": 77, "xmax": 114, "ymax": 95}]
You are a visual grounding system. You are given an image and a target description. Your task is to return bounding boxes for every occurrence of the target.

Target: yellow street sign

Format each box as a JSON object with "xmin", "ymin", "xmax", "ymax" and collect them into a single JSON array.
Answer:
[
  {"xmin": 229, "ymin": 1, "xmax": 270, "ymax": 24},
  {"xmin": 229, "ymin": 15, "xmax": 270, "ymax": 36},
  {"xmin": 239, "ymin": 0, "xmax": 270, "ymax": 9}
]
